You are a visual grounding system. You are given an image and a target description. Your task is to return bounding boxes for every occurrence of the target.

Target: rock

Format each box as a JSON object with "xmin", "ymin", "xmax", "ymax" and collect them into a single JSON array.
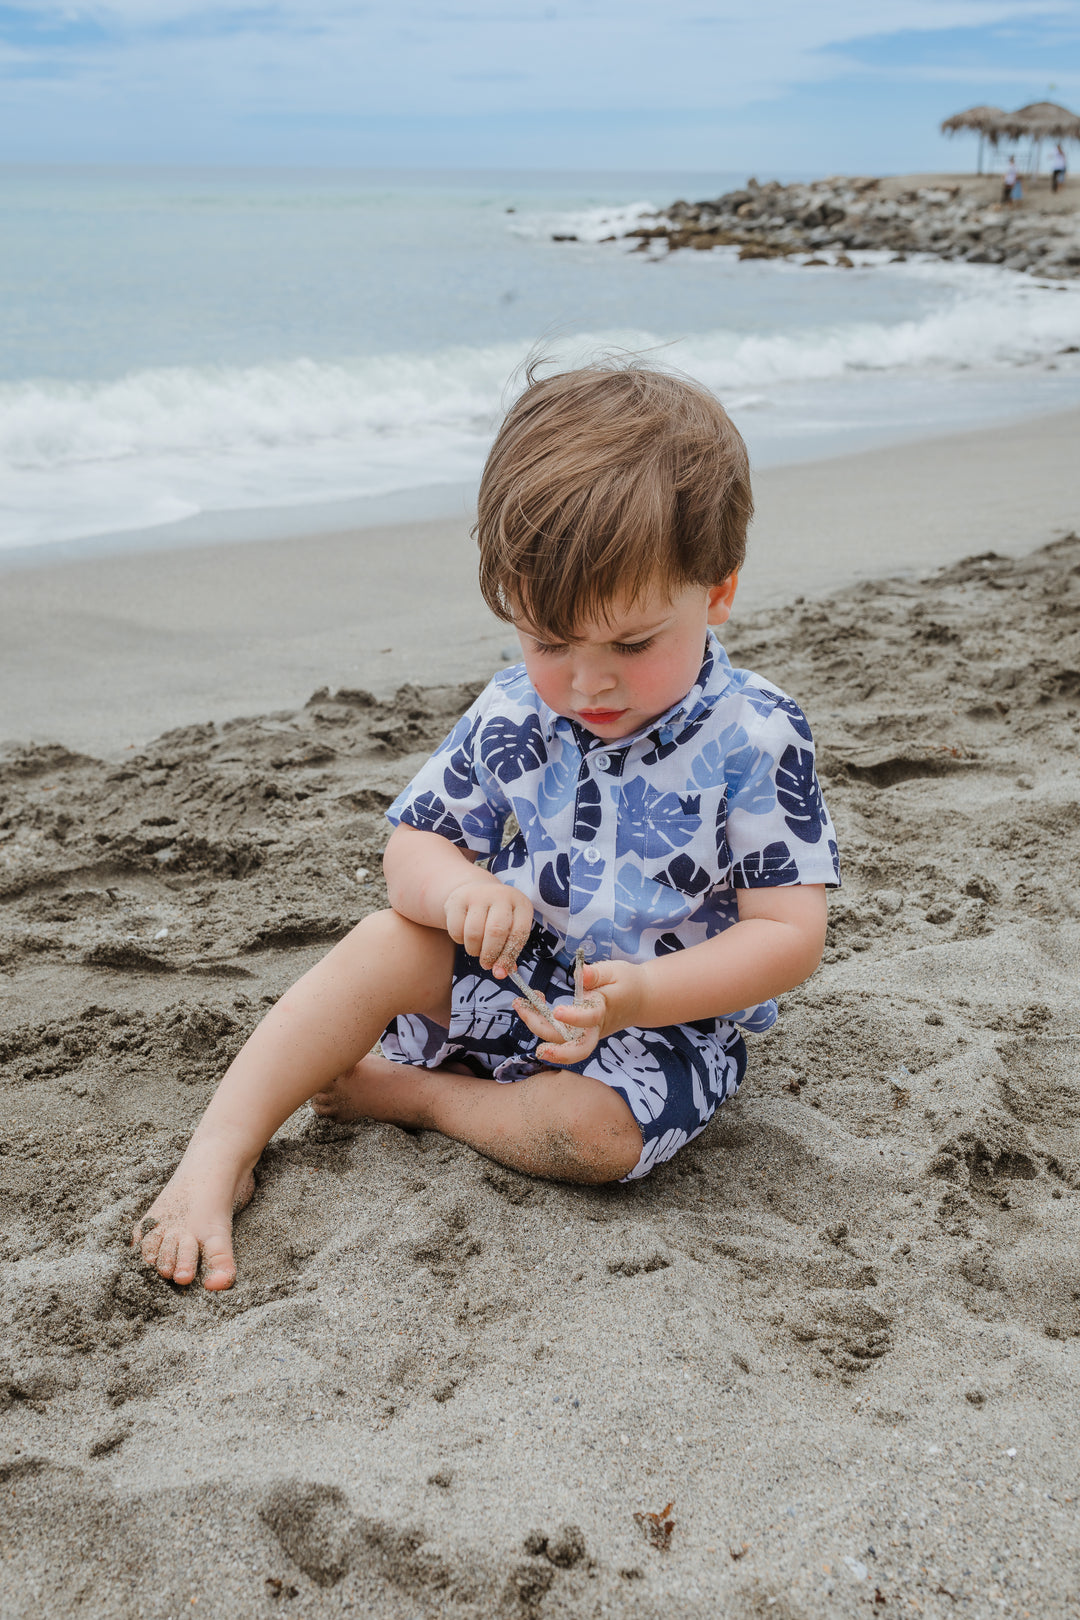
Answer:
[{"xmin": 586, "ymin": 173, "xmax": 1080, "ymax": 281}]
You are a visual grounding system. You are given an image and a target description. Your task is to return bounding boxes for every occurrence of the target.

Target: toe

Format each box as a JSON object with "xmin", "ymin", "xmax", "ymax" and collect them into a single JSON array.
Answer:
[
  {"xmin": 172, "ymin": 1234, "xmax": 200, "ymax": 1287},
  {"xmin": 200, "ymin": 1232, "xmax": 236, "ymax": 1291},
  {"xmin": 139, "ymin": 1224, "xmax": 164, "ymax": 1266},
  {"xmin": 154, "ymin": 1230, "xmax": 179, "ymax": 1279}
]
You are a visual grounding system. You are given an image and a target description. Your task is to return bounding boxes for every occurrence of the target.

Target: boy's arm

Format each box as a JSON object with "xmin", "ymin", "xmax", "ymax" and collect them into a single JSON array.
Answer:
[
  {"xmin": 519, "ymin": 885, "xmax": 827, "ymax": 1063},
  {"xmin": 384, "ymin": 823, "xmax": 535, "ymax": 975}
]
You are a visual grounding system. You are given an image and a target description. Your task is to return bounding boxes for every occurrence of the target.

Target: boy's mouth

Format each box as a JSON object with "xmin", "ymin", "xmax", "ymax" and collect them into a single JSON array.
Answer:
[{"xmin": 577, "ymin": 708, "xmax": 627, "ymax": 724}]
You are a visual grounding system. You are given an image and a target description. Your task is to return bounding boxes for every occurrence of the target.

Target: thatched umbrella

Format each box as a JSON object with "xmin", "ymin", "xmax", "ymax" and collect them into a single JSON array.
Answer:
[
  {"xmin": 999, "ymin": 101, "xmax": 1080, "ymax": 177},
  {"xmin": 1001, "ymin": 101, "xmax": 1080, "ymax": 139},
  {"xmin": 940, "ymin": 105, "xmax": 1008, "ymax": 173}
]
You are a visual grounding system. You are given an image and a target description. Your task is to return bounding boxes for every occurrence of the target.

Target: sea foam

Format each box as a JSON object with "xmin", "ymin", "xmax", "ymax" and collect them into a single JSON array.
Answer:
[{"xmin": 2, "ymin": 267, "xmax": 1078, "ymax": 549}]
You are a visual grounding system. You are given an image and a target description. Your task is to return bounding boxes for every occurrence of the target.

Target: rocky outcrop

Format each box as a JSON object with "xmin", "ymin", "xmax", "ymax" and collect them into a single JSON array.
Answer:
[{"xmin": 580, "ymin": 175, "xmax": 1080, "ymax": 278}]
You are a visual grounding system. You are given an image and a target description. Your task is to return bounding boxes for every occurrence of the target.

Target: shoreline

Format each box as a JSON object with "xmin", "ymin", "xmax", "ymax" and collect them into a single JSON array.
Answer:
[{"xmin": 1, "ymin": 403, "xmax": 1077, "ymax": 758}]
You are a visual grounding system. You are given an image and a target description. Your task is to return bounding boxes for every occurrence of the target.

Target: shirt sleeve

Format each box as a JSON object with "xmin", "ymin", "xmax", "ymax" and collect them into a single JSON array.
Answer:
[
  {"xmin": 723, "ymin": 688, "xmax": 841, "ymax": 889},
  {"xmin": 385, "ymin": 681, "xmax": 512, "ymax": 857}
]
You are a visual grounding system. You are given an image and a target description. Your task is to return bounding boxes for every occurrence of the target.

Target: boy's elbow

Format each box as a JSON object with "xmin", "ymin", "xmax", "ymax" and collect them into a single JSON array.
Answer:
[{"xmin": 779, "ymin": 917, "xmax": 827, "ymax": 991}]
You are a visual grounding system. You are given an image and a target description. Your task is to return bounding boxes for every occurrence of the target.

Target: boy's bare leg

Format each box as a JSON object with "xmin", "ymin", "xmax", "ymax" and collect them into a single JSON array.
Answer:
[
  {"xmin": 133, "ymin": 910, "xmax": 456, "ymax": 1290},
  {"xmin": 312, "ymin": 1053, "xmax": 643, "ymax": 1184}
]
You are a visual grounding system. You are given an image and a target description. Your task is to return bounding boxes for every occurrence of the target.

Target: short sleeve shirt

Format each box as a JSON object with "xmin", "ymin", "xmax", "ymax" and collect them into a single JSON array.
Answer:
[{"xmin": 387, "ymin": 633, "xmax": 840, "ymax": 1033}]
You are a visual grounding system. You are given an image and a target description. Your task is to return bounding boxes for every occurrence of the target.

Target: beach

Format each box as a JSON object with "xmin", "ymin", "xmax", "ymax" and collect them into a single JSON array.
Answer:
[
  {"xmin": 2, "ymin": 412, "xmax": 1079, "ymax": 1617},
  {"xmin": 2, "ymin": 404, "xmax": 1079, "ymax": 758}
]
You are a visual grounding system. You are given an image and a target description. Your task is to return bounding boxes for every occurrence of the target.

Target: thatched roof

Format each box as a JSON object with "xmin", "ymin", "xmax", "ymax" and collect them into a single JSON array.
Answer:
[
  {"xmin": 941, "ymin": 99, "xmax": 1080, "ymax": 143},
  {"xmin": 941, "ymin": 104, "xmax": 1007, "ymax": 138},
  {"xmin": 1001, "ymin": 101, "xmax": 1080, "ymax": 140}
]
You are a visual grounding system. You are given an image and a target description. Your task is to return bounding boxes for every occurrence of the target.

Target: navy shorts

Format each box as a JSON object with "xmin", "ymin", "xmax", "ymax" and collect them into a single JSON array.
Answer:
[{"xmin": 380, "ymin": 939, "xmax": 746, "ymax": 1181}]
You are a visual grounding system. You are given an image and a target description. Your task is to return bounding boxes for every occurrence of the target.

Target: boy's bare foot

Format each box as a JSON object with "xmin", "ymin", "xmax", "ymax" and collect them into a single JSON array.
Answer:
[
  {"xmin": 312, "ymin": 1053, "xmax": 642, "ymax": 1182},
  {"xmin": 132, "ymin": 1142, "xmax": 256, "ymax": 1291},
  {"xmin": 310, "ymin": 1051, "xmax": 437, "ymax": 1125}
]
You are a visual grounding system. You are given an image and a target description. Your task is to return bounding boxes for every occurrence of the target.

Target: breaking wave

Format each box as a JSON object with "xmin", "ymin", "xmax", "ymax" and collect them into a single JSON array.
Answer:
[{"xmin": 2, "ymin": 271, "xmax": 1078, "ymax": 548}]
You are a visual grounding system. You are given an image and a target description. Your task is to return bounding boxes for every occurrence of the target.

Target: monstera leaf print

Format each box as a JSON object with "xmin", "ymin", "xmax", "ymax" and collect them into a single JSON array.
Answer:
[
  {"xmin": 654, "ymin": 931, "xmax": 685, "ymax": 956},
  {"xmin": 725, "ymin": 743, "xmax": 776, "ymax": 817},
  {"xmin": 441, "ymin": 714, "xmax": 483, "ymax": 799},
  {"xmin": 510, "ymin": 795, "xmax": 556, "ymax": 856},
  {"xmin": 653, "ymin": 853, "xmax": 714, "ymax": 897},
  {"xmin": 460, "ymin": 972, "xmax": 515, "ymax": 1040},
  {"xmin": 591, "ymin": 1032, "xmax": 668, "ymax": 1122},
  {"xmin": 743, "ymin": 687, "xmax": 813, "ymax": 740},
  {"xmin": 640, "ymin": 716, "xmax": 705, "ymax": 764},
  {"xmin": 573, "ymin": 777, "xmax": 603, "ymax": 841},
  {"xmin": 569, "ymin": 845, "xmax": 605, "ymax": 900},
  {"xmin": 629, "ymin": 1125, "xmax": 692, "ymax": 1179},
  {"xmin": 479, "ymin": 714, "xmax": 546, "ymax": 784},
  {"xmin": 613, "ymin": 864, "xmax": 693, "ymax": 955},
  {"xmin": 776, "ymin": 745, "xmax": 824, "ymax": 843},
  {"xmin": 536, "ymin": 750, "xmax": 579, "ymax": 816},
  {"xmin": 689, "ymin": 887, "xmax": 739, "ymax": 935},
  {"xmin": 433, "ymin": 707, "xmax": 478, "ymax": 760},
  {"xmin": 490, "ymin": 832, "xmax": 528, "ymax": 873},
  {"xmin": 688, "ymin": 725, "xmax": 748, "ymax": 789},
  {"xmin": 386, "ymin": 1013, "xmax": 443, "ymax": 1066},
  {"xmin": 732, "ymin": 1000, "xmax": 778, "ymax": 1034},
  {"xmin": 615, "ymin": 780, "xmax": 702, "ymax": 860},
  {"xmin": 462, "ymin": 804, "xmax": 503, "ymax": 848},
  {"xmin": 538, "ymin": 853, "xmax": 570, "ymax": 909},
  {"xmin": 402, "ymin": 791, "xmax": 464, "ymax": 844},
  {"xmin": 732, "ymin": 840, "xmax": 800, "ymax": 887}
]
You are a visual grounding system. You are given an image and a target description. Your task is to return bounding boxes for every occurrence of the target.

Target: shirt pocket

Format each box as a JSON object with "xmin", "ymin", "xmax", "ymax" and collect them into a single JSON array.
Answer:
[{"xmin": 643, "ymin": 788, "xmax": 729, "ymax": 897}]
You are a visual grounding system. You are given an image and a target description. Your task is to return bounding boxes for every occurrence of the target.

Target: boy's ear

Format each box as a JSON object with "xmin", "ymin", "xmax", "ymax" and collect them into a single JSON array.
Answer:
[{"xmin": 706, "ymin": 573, "xmax": 738, "ymax": 626}]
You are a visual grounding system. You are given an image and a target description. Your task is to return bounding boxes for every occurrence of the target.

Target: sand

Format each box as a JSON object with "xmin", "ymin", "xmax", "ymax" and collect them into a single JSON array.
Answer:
[
  {"xmin": 2, "ymin": 405, "xmax": 1078, "ymax": 759},
  {"xmin": 1, "ymin": 432, "xmax": 1080, "ymax": 1616}
]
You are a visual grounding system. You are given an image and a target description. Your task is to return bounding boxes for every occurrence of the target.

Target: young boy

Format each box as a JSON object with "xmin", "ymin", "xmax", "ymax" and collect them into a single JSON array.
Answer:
[{"xmin": 134, "ymin": 364, "xmax": 840, "ymax": 1292}]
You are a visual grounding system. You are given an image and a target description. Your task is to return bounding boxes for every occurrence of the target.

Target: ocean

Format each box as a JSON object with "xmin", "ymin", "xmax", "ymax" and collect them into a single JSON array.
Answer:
[{"xmin": 2, "ymin": 164, "xmax": 1079, "ymax": 556}]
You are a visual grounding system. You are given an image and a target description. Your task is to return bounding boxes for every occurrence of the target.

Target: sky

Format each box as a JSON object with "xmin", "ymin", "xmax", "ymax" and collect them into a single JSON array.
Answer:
[{"xmin": 0, "ymin": 1, "xmax": 1077, "ymax": 172}]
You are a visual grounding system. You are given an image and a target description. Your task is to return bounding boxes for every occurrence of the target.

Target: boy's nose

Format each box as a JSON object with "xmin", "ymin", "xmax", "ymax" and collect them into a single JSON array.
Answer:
[{"xmin": 572, "ymin": 662, "xmax": 618, "ymax": 699}]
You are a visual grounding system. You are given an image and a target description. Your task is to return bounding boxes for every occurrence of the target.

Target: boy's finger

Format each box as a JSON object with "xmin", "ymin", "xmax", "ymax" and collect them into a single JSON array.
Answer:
[
  {"xmin": 537, "ymin": 1033, "xmax": 594, "ymax": 1064},
  {"xmin": 491, "ymin": 916, "xmax": 532, "ymax": 977},
  {"xmin": 513, "ymin": 997, "xmax": 570, "ymax": 1042},
  {"xmin": 550, "ymin": 997, "xmax": 603, "ymax": 1027},
  {"xmin": 477, "ymin": 907, "xmax": 513, "ymax": 968},
  {"xmin": 464, "ymin": 902, "xmax": 504, "ymax": 961}
]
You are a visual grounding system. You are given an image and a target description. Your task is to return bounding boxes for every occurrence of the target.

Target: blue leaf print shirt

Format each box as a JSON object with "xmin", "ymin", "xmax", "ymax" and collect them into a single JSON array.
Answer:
[{"xmin": 386, "ymin": 634, "xmax": 840, "ymax": 1034}]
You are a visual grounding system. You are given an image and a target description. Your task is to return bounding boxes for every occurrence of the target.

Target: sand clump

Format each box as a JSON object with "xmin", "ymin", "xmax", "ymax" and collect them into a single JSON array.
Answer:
[{"xmin": 1, "ymin": 537, "xmax": 1080, "ymax": 1616}]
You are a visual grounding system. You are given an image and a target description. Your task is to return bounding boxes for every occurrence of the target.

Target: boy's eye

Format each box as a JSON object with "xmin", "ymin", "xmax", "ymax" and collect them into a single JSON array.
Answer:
[
  {"xmin": 531, "ymin": 639, "xmax": 568, "ymax": 655},
  {"xmin": 614, "ymin": 637, "xmax": 655, "ymax": 656}
]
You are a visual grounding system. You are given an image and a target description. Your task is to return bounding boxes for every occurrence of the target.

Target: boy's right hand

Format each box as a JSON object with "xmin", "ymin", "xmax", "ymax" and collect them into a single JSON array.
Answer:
[{"xmin": 443, "ymin": 876, "xmax": 534, "ymax": 977}]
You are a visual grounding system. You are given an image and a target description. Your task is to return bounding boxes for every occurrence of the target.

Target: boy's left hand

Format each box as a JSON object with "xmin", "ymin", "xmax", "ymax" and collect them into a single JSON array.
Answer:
[{"xmin": 513, "ymin": 960, "xmax": 645, "ymax": 1066}]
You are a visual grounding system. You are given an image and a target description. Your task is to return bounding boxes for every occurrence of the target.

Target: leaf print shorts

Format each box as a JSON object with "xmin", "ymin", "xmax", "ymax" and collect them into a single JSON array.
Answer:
[{"xmin": 379, "ymin": 940, "xmax": 746, "ymax": 1181}]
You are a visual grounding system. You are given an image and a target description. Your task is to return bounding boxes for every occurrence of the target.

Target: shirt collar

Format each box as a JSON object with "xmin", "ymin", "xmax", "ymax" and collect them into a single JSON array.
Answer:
[{"xmin": 537, "ymin": 632, "xmax": 734, "ymax": 747}]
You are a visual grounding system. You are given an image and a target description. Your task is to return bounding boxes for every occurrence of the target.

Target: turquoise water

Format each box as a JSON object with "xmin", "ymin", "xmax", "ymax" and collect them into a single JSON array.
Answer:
[{"xmin": 2, "ymin": 164, "xmax": 1079, "ymax": 549}]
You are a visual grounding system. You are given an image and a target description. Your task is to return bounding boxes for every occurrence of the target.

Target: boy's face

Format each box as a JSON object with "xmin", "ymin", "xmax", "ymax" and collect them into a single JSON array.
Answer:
[{"xmin": 514, "ymin": 575, "xmax": 737, "ymax": 741}]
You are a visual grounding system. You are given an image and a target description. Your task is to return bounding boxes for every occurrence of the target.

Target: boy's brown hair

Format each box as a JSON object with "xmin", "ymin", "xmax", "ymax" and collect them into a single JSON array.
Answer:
[{"xmin": 476, "ymin": 362, "xmax": 752, "ymax": 642}]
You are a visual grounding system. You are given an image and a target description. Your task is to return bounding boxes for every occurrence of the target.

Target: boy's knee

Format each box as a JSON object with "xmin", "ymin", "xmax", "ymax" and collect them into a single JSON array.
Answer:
[
  {"xmin": 348, "ymin": 907, "xmax": 446, "ymax": 959},
  {"xmin": 340, "ymin": 908, "xmax": 454, "ymax": 1024},
  {"xmin": 542, "ymin": 1074, "xmax": 642, "ymax": 1183}
]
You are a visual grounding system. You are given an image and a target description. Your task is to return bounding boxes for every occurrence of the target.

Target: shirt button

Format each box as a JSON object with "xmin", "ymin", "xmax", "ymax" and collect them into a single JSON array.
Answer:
[
  {"xmin": 594, "ymin": 753, "xmax": 610, "ymax": 770},
  {"xmin": 581, "ymin": 937, "xmax": 597, "ymax": 958},
  {"xmin": 582, "ymin": 845, "xmax": 601, "ymax": 864}
]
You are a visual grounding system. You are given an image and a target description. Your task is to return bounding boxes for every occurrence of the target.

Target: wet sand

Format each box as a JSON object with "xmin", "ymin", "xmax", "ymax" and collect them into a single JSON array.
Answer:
[
  {"xmin": 1, "ymin": 404, "xmax": 1078, "ymax": 758},
  {"xmin": 1, "ymin": 427, "xmax": 1079, "ymax": 1617}
]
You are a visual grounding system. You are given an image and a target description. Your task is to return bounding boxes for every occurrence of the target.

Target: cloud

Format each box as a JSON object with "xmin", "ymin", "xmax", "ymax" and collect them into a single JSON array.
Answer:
[{"xmin": 0, "ymin": 0, "xmax": 1075, "ymax": 164}]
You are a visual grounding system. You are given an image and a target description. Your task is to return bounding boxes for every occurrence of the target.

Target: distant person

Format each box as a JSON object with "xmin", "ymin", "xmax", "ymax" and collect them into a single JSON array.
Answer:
[
  {"xmin": 132, "ymin": 363, "xmax": 839, "ymax": 1290},
  {"xmin": 1003, "ymin": 156, "xmax": 1021, "ymax": 205},
  {"xmin": 1050, "ymin": 143, "xmax": 1067, "ymax": 194}
]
